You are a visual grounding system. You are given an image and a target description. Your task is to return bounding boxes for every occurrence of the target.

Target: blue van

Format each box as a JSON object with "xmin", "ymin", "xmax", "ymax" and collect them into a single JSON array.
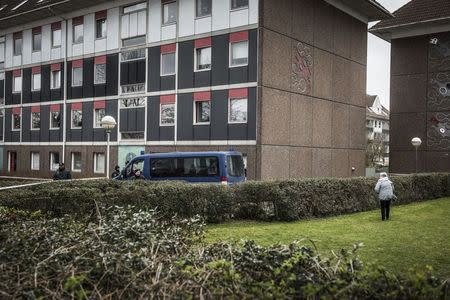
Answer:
[{"xmin": 115, "ymin": 151, "xmax": 246, "ymax": 184}]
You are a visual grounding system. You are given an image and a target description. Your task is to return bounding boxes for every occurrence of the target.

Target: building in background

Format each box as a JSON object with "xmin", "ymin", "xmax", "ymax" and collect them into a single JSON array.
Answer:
[
  {"xmin": 371, "ymin": 0, "xmax": 450, "ymax": 173},
  {"xmin": 0, "ymin": 0, "xmax": 391, "ymax": 180},
  {"xmin": 366, "ymin": 94, "xmax": 389, "ymax": 164}
]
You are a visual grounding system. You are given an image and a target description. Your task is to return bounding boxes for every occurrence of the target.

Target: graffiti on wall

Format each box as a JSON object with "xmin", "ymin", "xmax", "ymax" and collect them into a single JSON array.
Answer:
[
  {"xmin": 428, "ymin": 71, "xmax": 450, "ymax": 111},
  {"xmin": 428, "ymin": 33, "xmax": 450, "ymax": 71},
  {"xmin": 428, "ymin": 113, "xmax": 450, "ymax": 150},
  {"xmin": 291, "ymin": 42, "xmax": 313, "ymax": 94}
]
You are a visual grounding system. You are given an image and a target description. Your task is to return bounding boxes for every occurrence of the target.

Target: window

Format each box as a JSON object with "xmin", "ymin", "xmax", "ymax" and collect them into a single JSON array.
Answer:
[
  {"xmin": 51, "ymin": 70, "xmax": 61, "ymax": 89},
  {"xmin": 94, "ymin": 152, "xmax": 105, "ymax": 173},
  {"xmin": 8, "ymin": 151, "xmax": 17, "ymax": 172},
  {"xmin": 13, "ymin": 74, "xmax": 22, "ymax": 93},
  {"xmin": 196, "ymin": 0, "xmax": 211, "ymax": 17},
  {"xmin": 72, "ymin": 152, "xmax": 82, "ymax": 172},
  {"xmin": 31, "ymin": 112, "xmax": 40, "ymax": 129},
  {"xmin": 121, "ymin": 49, "xmax": 146, "ymax": 61},
  {"xmin": 196, "ymin": 47, "xmax": 211, "ymax": 71},
  {"xmin": 72, "ymin": 66, "xmax": 83, "ymax": 86},
  {"xmin": 32, "ymin": 73, "xmax": 41, "ymax": 91},
  {"xmin": 227, "ymin": 155, "xmax": 245, "ymax": 177},
  {"xmin": 161, "ymin": 52, "xmax": 175, "ymax": 75},
  {"xmin": 13, "ymin": 33, "xmax": 22, "ymax": 56},
  {"xmin": 195, "ymin": 100, "xmax": 210, "ymax": 124},
  {"xmin": 163, "ymin": 1, "xmax": 177, "ymax": 24},
  {"xmin": 123, "ymin": 2, "xmax": 146, "ymax": 13},
  {"xmin": 50, "ymin": 111, "xmax": 61, "ymax": 129},
  {"xmin": 71, "ymin": 109, "xmax": 82, "ymax": 128},
  {"xmin": 229, "ymin": 98, "xmax": 247, "ymax": 123},
  {"xmin": 123, "ymin": 158, "xmax": 145, "ymax": 178},
  {"xmin": 149, "ymin": 157, "xmax": 220, "ymax": 178},
  {"xmin": 51, "ymin": 22, "xmax": 62, "ymax": 47},
  {"xmin": 121, "ymin": 132, "xmax": 145, "ymax": 140},
  {"xmin": 94, "ymin": 108, "xmax": 105, "ymax": 128},
  {"xmin": 231, "ymin": 0, "xmax": 248, "ymax": 9},
  {"xmin": 95, "ymin": 10, "xmax": 107, "ymax": 39},
  {"xmin": 12, "ymin": 112, "xmax": 21, "ymax": 130},
  {"xmin": 50, "ymin": 152, "xmax": 59, "ymax": 170},
  {"xmin": 0, "ymin": 36, "xmax": 5, "ymax": 69},
  {"xmin": 120, "ymin": 98, "xmax": 145, "ymax": 107},
  {"xmin": 122, "ymin": 2, "xmax": 146, "ymax": 46},
  {"xmin": 160, "ymin": 103, "xmax": 175, "ymax": 125},
  {"xmin": 94, "ymin": 63, "xmax": 106, "ymax": 84},
  {"xmin": 32, "ymin": 31, "xmax": 41, "ymax": 52},
  {"xmin": 31, "ymin": 152, "xmax": 40, "ymax": 170},
  {"xmin": 230, "ymin": 40, "xmax": 248, "ymax": 66},
  {"xmin": 73, "ymin": 17, "xmax": 84, "ymax": 44}
]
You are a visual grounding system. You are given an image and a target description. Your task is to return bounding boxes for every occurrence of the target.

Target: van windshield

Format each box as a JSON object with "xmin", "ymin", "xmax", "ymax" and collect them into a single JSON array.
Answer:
[
  {"xmin": 227, "ymin": 155, "xmax": 244, "ymax": 177},
  {"xmin": 150, "ymin": 156, "xmax": 219, "ymax": 178}
]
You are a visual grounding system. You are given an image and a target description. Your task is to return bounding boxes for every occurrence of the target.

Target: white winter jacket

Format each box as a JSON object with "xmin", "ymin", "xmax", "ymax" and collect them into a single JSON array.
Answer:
[{"xmin": 374, "ymin": 177, "xmax": 394, "ymax": 201}]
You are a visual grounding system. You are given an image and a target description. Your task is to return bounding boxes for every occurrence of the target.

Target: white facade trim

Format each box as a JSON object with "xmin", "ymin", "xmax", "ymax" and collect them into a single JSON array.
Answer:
[{"xmin": 2, "ymin": 140, "xmax": 257, "ymax": 146}]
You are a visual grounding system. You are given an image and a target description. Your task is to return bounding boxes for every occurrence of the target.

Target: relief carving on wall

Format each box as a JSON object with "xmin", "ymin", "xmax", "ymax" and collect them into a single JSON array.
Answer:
[
  {"xmin": 291, "ymin": 42, "xmax": 313, "ymax": 94},
  {"xmin": 428, "ymin": 71, "xmax": 450, "ymax": 111},
  {"xmin": 428, "ymin": 113, "xmax": 450, "ymax": 150},
  {"xmin": 428, "ymin": 33, "xmax": 450, "ymax": 71}
]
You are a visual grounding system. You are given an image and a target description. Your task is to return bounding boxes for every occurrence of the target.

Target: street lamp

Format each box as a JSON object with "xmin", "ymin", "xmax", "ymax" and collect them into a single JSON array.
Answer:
[
  {"xmin": 101, "ymin": 116, "xmax": 116, "ymax": 178},
  {"xmin": 411, "ymin": 137, "xmax": 422, "ymax": 173}
]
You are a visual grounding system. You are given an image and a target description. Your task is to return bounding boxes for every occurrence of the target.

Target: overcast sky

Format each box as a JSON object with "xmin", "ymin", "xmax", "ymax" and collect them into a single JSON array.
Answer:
[{"xmin": 366, "ymin": 0, "xmax": 412, "ymax": 109}]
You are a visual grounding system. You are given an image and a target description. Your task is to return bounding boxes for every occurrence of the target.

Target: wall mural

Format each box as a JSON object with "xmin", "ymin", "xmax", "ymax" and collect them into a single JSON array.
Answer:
[
  {"xmin": 428, "ymin": 33, "xmax": 450, "ymax": 72},
  {"xmin": 428, "ymin": 71, "xmax": 450, "ymax": 111},
  {"xmin": 428, "ymin": 113, "xmax": 450, "ymax": 150},
  {"xmin": 291, "ymin": 42, "xmax": 313, "ymax": 94}
]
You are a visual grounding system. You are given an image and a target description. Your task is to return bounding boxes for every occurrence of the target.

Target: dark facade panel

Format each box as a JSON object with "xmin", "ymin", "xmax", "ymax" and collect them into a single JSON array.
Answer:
[
  {"xmin": 210, "ymin": 90, "xmax": 228, "ymax": 140},
  {"xmin": 120, "ymin": 107, "xmax": 145, "ymax": 132},
  {"xmin": 177, "ymin": 93, "xmax": 194, "ymax": 140},
  {"xmin": 211, "ymin": 34, "xmax": 229, "ymax": 86},
  {"xmin": 4, "ymin": 72, "xmax": 12, "ymax": 105},
  {"xmin": 106, "ymin": 54, "xmax": 119, "ymax": 96},
  {"xmin": 161, "ymin": 75, "xmax": 175, "ymax": 91},
  {"xmin": 194, "ymin": 71, "xmax": 211, "ymax": 88},
  {"xmin": 83, "ymin": 58, "xmax": 94, "ymax": 98},
  {"xmin": 12, "ymin": 93, "xmax": 21, "ymax": 105},
  {"xmin": 160, "ymin": 126, "xmax": 174, "ymax": 141},
  {"xmin": 40, "ymin": 105, "xmax": 50, "ymax": 142},
  {"xmin": 66, "ymin": 104, "xmax": 81, "ymax": 142},
  {"xmin": 228, "ymin": 124, "xmax": 247, "ymax": 140},
  {"xmin": 193, "ymin": 125, "xmax": 210, "ymax": 140},
  {"xmin": 41, "ymin": 64, "xmax": 51, "ymax": 102},
  {"xmin": 147, "ymin": 96, "xmax": 160, "ymax": 140},
  {"xmin": 22, "ymin": 68, "xmax": 32, "ymax": 104},
  {"xmin": 247, "ymin": 87, "xmax": 257, "ymax": 140},
  {"xmin": 178, "ymin": 40, "xmax": 194, "ymax": 89},
  {"xmin": 148, "ymin": 46, "xmax": 161, "ymax": 92},
  {"xmin": 0, "ymin": 79, "xmax": 4, "ymax": 101},
  {"xmin": 21, "ymin": 106, "xmax": 31, "ymax": 142},
  {"xmin": 120, "ymin": 59, "xmax": 146, "ymax": 86},
  {"xmin": 82, "ymin": 102, "xmax": 94, "ymax": 141},
  {"xmin": 229, "ymin": 66, "xmax": 248, "ymax": 85},
  {"xmin": 248, "ymin": 29, "xmax": 258, "ymax": 82}
]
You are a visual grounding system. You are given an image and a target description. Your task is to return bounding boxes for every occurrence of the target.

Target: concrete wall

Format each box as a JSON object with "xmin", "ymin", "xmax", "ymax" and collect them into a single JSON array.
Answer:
[
  {"xmin": 390, "ymin": 32, "xmax": 450, "ymax": 173},
  {"xmin": 257, "ymin": 0, "xmax": 367, "ymax": 179}
]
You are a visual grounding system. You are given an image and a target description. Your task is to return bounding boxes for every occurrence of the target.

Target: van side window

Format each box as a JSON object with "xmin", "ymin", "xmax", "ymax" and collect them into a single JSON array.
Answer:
[
  {"xmin": 123, "ymin": 159, "xmax": 145, "ymax": 177},
  {"xmin": 227, "ymin": 155, "xmax": 244, "ymax": 177},
  {"xmin": 150, "ymin": 157, "xmax": 219, "ymax": 178}
]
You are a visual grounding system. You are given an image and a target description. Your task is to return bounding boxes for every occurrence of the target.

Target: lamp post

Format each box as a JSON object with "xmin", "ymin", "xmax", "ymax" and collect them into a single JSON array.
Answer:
[
  {"xmin": 411, "ymin": 137, "xmax": 422, "ymax": 173},
  {"xmin": 101, "ymin": 116, "xmax": 116, "ymax": 178}
]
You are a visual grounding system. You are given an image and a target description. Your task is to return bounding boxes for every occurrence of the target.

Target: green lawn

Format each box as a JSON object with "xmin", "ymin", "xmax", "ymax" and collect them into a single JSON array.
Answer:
[{"xmin": 206, "ymin": 197, "xmax": 450, "ymax": 278}]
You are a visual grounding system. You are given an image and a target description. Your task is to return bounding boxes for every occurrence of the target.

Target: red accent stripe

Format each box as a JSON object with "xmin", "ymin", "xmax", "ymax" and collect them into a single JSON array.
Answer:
[
  {"xmin": 32, "ymin": 66, "xmax": 41, "ymax": 74},
  {"xmin": 160, "ymin": 95, "xmax": 175, "ymax": 103},
  {"xmin": 32, "ymin": 27, "xmax": 42, "ymax": 34},
  {"xmin": 229, "ymin": 88, "xmax": 248, "ymax": 98},
  {"xmin": 12, "ymin": 107, "xmax": 21, "ymax": 114},
  {"xmin": 51, "ymin": 22, "xmax": 61, "ymax": 30},
  {"xmin": 73, "ymin": 16, "xmax": 84, "ymax": 25},
  {"xmin": 72, "ymin": 60, "xmax": 83, "ymax": 68},
  {"xmin": 195, "ymin": 37, "xmax": 211, "ymax": 48},
  {"xmin": 95, "ymin": 10, "xmax": 107, "ymax": 20},
  {"xmin": 13, "ymin": 69, "xmax": 22, "ymax": 77},
  {"xmin": 71, "ymin": 103, "xmax": 83, "ymax": 110},
  {"xmin": 31, "ymin": 106, "xmax": 41, "ymax": 113},
  {"xmin": 50, "ymin": 104, "xmax": 60, "ymax": 112},
  {"xmin": 194, "ymin": 91, "xmax": 211, "ymax": 101},
  {"xmin": 230, "ymin": 31, "xmax": 248, "ymax": 43},
  {"xmin": 161, "ymin": 43, "xmax": 176, "ymax": 53},
  {"xmin": 94, "ymin": 100, "xmax": 106, "ymax": 109},
  {"xmin": 51, "ymin": 63, "xmax": 61, "ymax": 71},
  {"xmin": 13, "ymin": 31, "xmax": 22, "ymax": 39},
  {"xmin": 94, "ymin": 56, "xmax": 106, "ymax": 64}
]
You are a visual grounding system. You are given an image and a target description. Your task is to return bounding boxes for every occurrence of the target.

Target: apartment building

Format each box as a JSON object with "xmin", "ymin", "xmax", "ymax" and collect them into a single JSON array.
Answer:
[
  {"xmin": 0, "ymin": 0, "xmax": 390, "ymax": 179},
  {"xmin": 366, "ymin": 94, "xmax": 389, "ymax": 164}
]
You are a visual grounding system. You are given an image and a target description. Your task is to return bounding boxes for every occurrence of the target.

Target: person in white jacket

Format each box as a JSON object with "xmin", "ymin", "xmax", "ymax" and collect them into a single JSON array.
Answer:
[{"xmin": 374, "ymin": 172, "xmax": 394, "ymax": 221}]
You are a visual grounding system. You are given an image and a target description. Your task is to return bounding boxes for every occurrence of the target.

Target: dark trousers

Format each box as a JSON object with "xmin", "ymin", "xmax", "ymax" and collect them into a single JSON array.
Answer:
[{"xmin": 380, "ymin": 200, "xmax": 391, "ymax": 220}]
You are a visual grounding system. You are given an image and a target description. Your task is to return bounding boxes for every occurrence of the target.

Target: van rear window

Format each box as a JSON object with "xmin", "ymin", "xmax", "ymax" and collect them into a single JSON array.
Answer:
[
  {"xmin": 150, "ymin": 156, "xmax": 219, "ymax": 178},
  {"xmin": 227, "ymin": 155, "xmax": 244, "ymax": 177}
]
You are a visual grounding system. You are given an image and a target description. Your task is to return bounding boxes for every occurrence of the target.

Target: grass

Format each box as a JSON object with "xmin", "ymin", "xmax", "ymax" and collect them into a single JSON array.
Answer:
[{"xmin": 206, "ymin": 197, "xmax": 450, "ymax": 278}]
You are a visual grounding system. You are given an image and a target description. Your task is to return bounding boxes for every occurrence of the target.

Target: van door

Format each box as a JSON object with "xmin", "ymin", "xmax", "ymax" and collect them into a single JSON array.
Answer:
[
  {"xmin": 226, "ymin": 155, "xmax": 245, "ymax": 184},
  {"xmin": 121, "ymin": 158, "xmax": 146, "ymax": 180}
]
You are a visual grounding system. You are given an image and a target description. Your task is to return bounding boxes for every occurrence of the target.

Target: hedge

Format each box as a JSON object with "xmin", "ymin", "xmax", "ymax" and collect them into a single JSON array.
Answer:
[{"xmin": 0, "ymin": 173, "xmax": 448, "ymax": 223}]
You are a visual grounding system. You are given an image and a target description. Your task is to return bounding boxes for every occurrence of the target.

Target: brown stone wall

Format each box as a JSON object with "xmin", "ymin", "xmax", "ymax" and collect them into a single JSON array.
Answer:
[
  {"xmin": 257, "ymin": 0, "xmax": 367, "ymax": 179},
  {"xmin": 390, "ymin": 32, "xmax": 450, "ymax": 173}
]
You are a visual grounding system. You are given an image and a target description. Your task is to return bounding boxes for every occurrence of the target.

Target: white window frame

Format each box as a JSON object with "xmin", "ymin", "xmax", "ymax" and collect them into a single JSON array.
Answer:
[
  {"xmin": 93, "ymin": 107, "xmax": 106, "ymax": 128},
  {"xmin": 71, "ymin": 152, "xmax": 82, "ymax": 172},
  {"xmin": 194, "ymin": 46, "xmax": 211, "ymax": 72},
  {"xmin": 162, "ymin": 1, "xmax": 177, "ymax": 25},
  {"xmin": 229, "ymin": 40, "xmax": 249, "ymax": 68},
  {"xmin": 13, "ymin": 36, "xmax": 22, "ymax": 56},
  {"xmin": 12, "ymin": 113, "xmax": 21, "ymax": 131},
  {"xmin": 13, "ymin": 75, "xmax": 22, "ymax": 93},
  {"xmin": 32, "ymin": 32, "xmax": 41, "ymax": 52},
  {"xmin": 50, "ymin": 152, "xmax": 59, "ymax": 171},
  {"xmin": 193, "ymin": 100, "xmax": 211, "ymax": 125},
  {"xmin": 49, "ymin": 111, "xmax": 61, "ymax": 130},
  {"xmin": 228, "ymin": 97, "xmax": 248, "ymax": 124},
  {"xmin": 93, "ymin": 152, "xmax": 105, "ymax": 174},
  {"xmin": 72, "ymin": 66, "xmax": 83, "ymax": 87},
  {"xmin": 160, "ymin": 52, "xmax": 176, "ymax": 76},
  {"xmin": 31, "ymin": 112, "xmax": 40, "ymax": 130},
  {"xmin": 230, "ymin": 0, "xmax": 249, "ymax": 10},
  {"xmin": 52, "ymin": 28, "xmax": 61, "ymax": 48},
  {"xmin": 160, "ymin": 102, "xmax": 175, "ymax": 126},
  {"xmin": 51, "ymin": 70, "xmax": 61, "ymax": 89},
  {"xmin": 31, "ymin": 152, "xmax": 40, "ymax": 170},
  {"xmin": 95, "ymin": 18, "xmax": 107, "ymax": 40},
  {"xmin": 196, "ymin": 0, "xmax": 212, "ymax": 18},
  {"xmin": 71, "ymin": 109, "xmax": 82, "ymax": 129},
  {"xmin": 94, "ymin": 63, "xmax": 106, "ymax": 85},
  {"xmin": 73, "ymin": 23, "xmax": 84, "ymax": 44},
  {"xmin": 32, "ymin": 73, "xmax": 41, "ymax": 91}
]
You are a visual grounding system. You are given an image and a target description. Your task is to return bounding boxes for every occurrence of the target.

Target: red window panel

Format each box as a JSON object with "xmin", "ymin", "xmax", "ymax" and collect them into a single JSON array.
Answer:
[
  {"xmin": 12, "ymin": 107, "xmax": 21, "ymax": 114},
  {"xmin": 229, "ymin": 88, "xmax": 248, "ymax": 98},
  {"xmin": 51, "ymin": 63, "xmax": 61, "ymax": 71},
  {"xmin": 72, "ymin": 16, "xmax": 84, "ymax": 26},
  {"xmin": 32, "ymin": 27, "xmax": 42, "ymax": 35},
  {"xmin": 94, "ymin": 100, "xmax": 106, "ymax": 109},
  {"xmin": 51, "ymin": 22, "xmax": 61, "ymax": 31},
  {"xmin": 194, "ymin": 91, "xmax": 211, "ymax": 101},
  {"xmin": 95, "ymin": 10, "xmax": 107, "ymax": 20},
  {"xmin": 194, "ymin": 37, "xmax": 211, "ymax": 48},
  {"xmin": 94, "ymin": 56, "xmax": 107, "ymax": 64},
  {"xmin": 31, "ymin": 106, "xmax": 41, "ymax": 113},
  {"xmin": 71, "ymin": 103, "xmax": 83, "ymax": 110},
  {"xmin": 13, "ymin": 32, "xmax": 22, "ymax": 39},
  {"xmin": 160, "ymin": 95, "xmax": 175, "ymax": 103},
  {"xmin": 230, "ymin": 31, "xmax": 249, "ymax": 43},
  {"xmin": 12, "ymin": 69, "xmax": 22, "ymax": 77},
  {"xmin": 32, "ymin": 66, "xmax": 41, "ymax": 74},
  {"xmin": 161, "ymin": 43, "xmax": 176, "ymax": 53},
  {"xmin": 50, "ymin": 104, "xmax": 60, "ymax": 112},
  {"xmin": 72, "ymin": 60, "xmax": 83, "ymax": 68}
]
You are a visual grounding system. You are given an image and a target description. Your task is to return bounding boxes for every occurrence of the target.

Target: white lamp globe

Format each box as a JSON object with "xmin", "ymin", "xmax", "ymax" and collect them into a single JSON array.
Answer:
[
  {"xmin": 101, "ymin": 115, "xmax": 116, "ymax": 130},
  {"xmin": 411, "ymin": 137, "xmax": 422, "ymax": 147}
]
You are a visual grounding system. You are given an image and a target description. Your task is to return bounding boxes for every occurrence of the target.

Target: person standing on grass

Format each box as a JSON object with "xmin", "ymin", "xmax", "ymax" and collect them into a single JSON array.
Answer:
[{"xmin": 374, "ymin": 172, "xmax": 394, "ymax": 221}]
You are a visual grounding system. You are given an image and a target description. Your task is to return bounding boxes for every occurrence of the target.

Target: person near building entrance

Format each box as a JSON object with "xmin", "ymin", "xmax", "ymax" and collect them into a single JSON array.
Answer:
[
  {"xmin": 111, "ymin": 165, "xmax": 121, "ymax": 178},
  {"xmin": 132, "ymin": 169, "xmax": 146, "ymax": 180},
  {"xmin": 374, "ymin": 172, "xmax": 394, "ymax": 221},
  {"xmin": 52, "ymin": 162, "xmax": 72, "ymax": 180}
]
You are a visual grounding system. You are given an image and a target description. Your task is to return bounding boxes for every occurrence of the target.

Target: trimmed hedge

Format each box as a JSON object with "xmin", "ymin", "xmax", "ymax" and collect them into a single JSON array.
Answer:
[{"xmin": 0, "ymin": 173, "xmax": 448, "ymax": 223}]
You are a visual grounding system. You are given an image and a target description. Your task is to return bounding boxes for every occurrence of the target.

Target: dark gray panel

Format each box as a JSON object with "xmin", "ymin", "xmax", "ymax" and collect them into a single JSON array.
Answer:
[
  {"xmin": 228, "ymin": 124, "xmax": 247, "ymax": 140},
  {"xmin": 5, "ymin": 72, "xmax": 12, "ymax": 105},
  {"xmin": 82, "ymin": 102, "xmax": 93, "ymax": 141},
  {"xmin": 40, "ymin": 105, "xmax": 50, "ymax": 142},
  {"xmin": 71, "ymin": 87, "xmax": 83, "ymax": 99},
  {"xmin": 177, "ymin": 93, "xmax": 193, "ymax": 140},
  {"xmin": 106, "ymin": 54, "xmax": 118, "ymax": 96},
  {"xmin": 66, "ymin": 61, "xmax": 72, "ymax": 99},
  {"xmin": 194, "ymin": 71, "xmax": 211, "ymax": 88},
  {"xmin": 22, "ymin": 106, "xmax": 31, "ymax": 142},
  {"xmin": 160, "ymin": 126, "xmax": 174, "ymax": 141},
  {"xmin": 229, "ymin": 66, "xmax": 248, "ymax": 84},
  {"xmin": 94, "ymin": 84, "xmax": 106, "ymax": 97},
  {"xmin": 211, "ymin": 34, "xmax": 229, "ymax": 86},
  {"xmin": 128, "ymin": 61, "xmax": 137, "ymax": 83},
  {"xmin": 93, "ymin": 128, "xmax": 105, "ymax": 141},
  {"xmin": 12, "ymin": 94, "xmax": 21, "ymax": 105},
  {"xmin": 83, "ymin": 58, "xmax": 94, "ymax": 98},
  {"xmin": 210, "ymin": 90, "xmax": 228, "ymax": 140},
  {"xmin": 30, "ymin": 130, "xmax": 40, "ymax": 142},
  {"xmin": 31, "ymin": 91, "xmax": 40, "ymax": 103},
  {"xmin": 193, "ymin": 125, "xmax": 210, "ymax": 140},
  {"xmin": 127, "ymin": 109, "xmax": 135, "ymax": 131},
  {"xmin": 137, "ymin": 59, "xmax": 146, "ymax": 83},
  {"xmin": 248, "ymin": 29, "xmax": 258, "ymax": 82},
  {"xmin": 161, "ymin": 75, "xmax": 175, "ymax": 91},
  {"xmin": 41, "ymin": 64, "xmax": 51, "ymax": 102},
  {"xmin": 136, "ymin": 108, "xmax": 145, "ymax": 131},
  {"xmin": 148, "ymin": 46, "xmax": 161, "ymax": 92},
  {"xmin": 120, "ymin": 62, "xmax": 129, "ymax": 86},
  {"xmin": 0, "ymin": 117, "xmax": 3, "ymax": 140},
  {"xmin": 247, "ymin": 87, "xmax": 257, "ymax": 140},
  {"xmin": 0, "ymin": 79, "xmax": 4, "ymax": 100},
  {"xmin": 22, "ymin": 68, "xmax": 31, "ymax": 104},
  {"xmin": 119, "ymin": 109, "xmax": 127, "ymax": 132},
  {"xmin": 178, "ymin": 40, "xmax": 194, "ymax": 89},
  {"xmin": 147, "ymin": 96, "xmax": 160, "ymax": 140}
]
